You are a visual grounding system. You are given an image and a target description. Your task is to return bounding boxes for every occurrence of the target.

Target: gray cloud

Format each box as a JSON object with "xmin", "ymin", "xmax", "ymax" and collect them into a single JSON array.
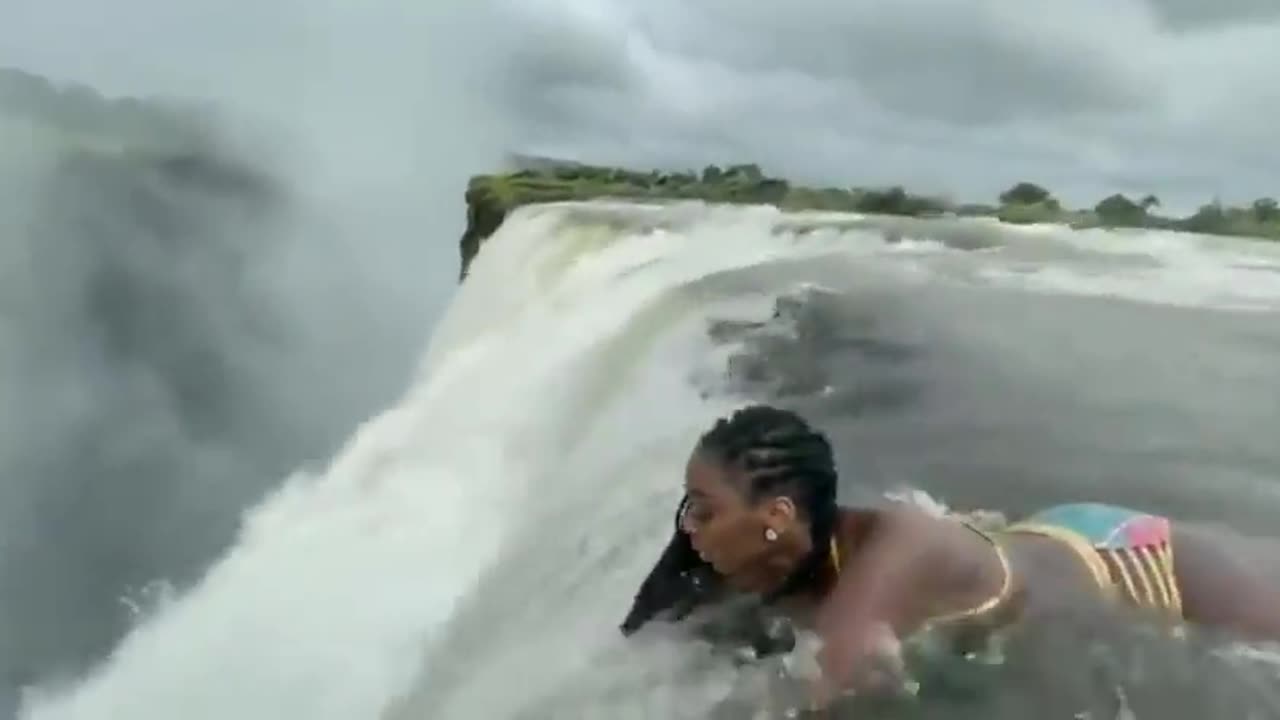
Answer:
[
  {"xmin": 7, "ymin": 0, "xmax": 1276, "ymax": 210},
  {"xmin": 650, "ymin": 0, "xmax": 1158, "ymax": 122},
  {"xmin": 500, "ymin": 0, "xmax": 1279, "ymax": 210},
  {"xmin": 1148, "ymin": 0, "xmax": 1280, "ymax": 28},
  {"xmin": 0, "ymin": 0, "xmax": 1274, "ymax": 704}
]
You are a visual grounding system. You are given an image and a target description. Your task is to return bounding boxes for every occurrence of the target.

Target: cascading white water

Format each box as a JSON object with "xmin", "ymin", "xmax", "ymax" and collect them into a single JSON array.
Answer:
[
  {"xmin": 15, "ymin": 200, "xmax": 857, "ymax": 720},
  {"xmin": 18, "ymin": 199, "xmax": 1280, "ymax": 719}
]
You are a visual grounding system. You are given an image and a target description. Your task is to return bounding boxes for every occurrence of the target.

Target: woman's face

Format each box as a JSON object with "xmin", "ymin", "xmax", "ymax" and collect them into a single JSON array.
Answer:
[{"xmin": 679, "ymin": 450, "xmax": 796, "ymax": 586}]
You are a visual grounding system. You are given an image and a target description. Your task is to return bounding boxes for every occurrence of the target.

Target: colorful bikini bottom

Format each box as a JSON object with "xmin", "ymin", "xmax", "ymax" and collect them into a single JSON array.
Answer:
[{"xmin": 1003, "ymin": 502, "xmax": 1182, "ymax": 615}]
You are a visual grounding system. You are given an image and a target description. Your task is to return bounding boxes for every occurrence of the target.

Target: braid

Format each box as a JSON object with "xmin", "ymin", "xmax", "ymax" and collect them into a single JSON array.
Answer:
[
  {"xmin": 619, "ymin": 404, "xmax": 840, "ymax": 641},
  {"xmin": 618, "ymin": 496, "xmax": 718, "ymax": 636},
  {"xmin": 702, "ymin": 406, "xmax": 839, "ymax": 601}
]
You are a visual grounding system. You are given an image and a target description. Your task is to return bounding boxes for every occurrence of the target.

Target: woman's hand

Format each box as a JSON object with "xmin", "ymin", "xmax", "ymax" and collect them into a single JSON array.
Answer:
[
  {"xmin": 806, "ymin": 621, "xmax": 906, "ymax": 709},
  {"xmin": 808, "ymin": 508, "xmax": 931, "ymax": 707}
]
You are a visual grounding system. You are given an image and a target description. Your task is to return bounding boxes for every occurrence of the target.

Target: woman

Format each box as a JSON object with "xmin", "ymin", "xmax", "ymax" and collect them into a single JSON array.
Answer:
[{"xmin": 618, "ymin": 404, "xmax": 1280, "ymax": 710}]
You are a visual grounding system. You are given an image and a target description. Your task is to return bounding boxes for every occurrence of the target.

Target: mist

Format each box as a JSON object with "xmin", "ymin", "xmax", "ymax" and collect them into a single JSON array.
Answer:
[
  {"xmin": 0, "ymin": 0, "xmax": 509, "ymax": 709},
  {"xmin": 2, "ymin": 0, "xmax": 1276, "ymax": 712}
]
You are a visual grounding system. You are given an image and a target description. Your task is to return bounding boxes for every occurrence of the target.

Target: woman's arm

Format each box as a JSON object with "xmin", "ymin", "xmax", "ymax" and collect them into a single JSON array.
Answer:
[{"xmin": 808, "ymin": 508, "xmax": 936, "ymax": 706}]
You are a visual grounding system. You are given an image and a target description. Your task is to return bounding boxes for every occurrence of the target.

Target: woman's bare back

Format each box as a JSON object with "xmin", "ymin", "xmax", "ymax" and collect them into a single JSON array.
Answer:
[{"xmin": 893, "ymin": 504, "xmax": 1280, "ymax": 645}]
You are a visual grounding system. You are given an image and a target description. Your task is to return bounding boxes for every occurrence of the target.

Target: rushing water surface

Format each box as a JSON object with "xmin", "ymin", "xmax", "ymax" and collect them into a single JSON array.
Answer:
[{"xmin": 14, "ymin": 202, "xmax": 1280, "ymax": 719}]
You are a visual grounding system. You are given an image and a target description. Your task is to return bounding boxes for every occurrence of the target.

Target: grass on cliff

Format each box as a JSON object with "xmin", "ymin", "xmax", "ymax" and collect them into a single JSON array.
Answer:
[{"xmin": 468, "ymin": 163, "xmax": 1280, "ymax": 244}]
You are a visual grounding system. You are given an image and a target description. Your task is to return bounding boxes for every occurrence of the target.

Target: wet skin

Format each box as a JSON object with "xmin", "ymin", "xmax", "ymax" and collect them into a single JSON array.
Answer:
[{"xmin": 680, "ymin": 449, "xmax": 1280, "ymax": 703}]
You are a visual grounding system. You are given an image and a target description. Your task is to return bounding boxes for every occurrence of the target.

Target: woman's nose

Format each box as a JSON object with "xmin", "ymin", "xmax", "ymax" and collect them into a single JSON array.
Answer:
[{"xmin": 679, "ymin": 512, "xmax": 696, "ymax": 535}]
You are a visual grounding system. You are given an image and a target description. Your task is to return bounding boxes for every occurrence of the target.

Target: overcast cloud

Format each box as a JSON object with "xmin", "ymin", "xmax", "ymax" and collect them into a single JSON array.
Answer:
[
  {"xmin": 497, "ymin": 0, "xmax": 1280, "ymax": 210},
  {"xmin": 0, "ymin": 0, "xmax": 1276, "ymax": 708},
  {"xmin": 5, "ymin": 0, "xmax": 1278, "ymax": 210}
]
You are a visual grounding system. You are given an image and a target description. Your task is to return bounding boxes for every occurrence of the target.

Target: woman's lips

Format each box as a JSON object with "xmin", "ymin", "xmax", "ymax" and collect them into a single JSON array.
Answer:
[
  {"xmin": 691, "ymin": 542, "xmax": 711, "ymax": 564},
  {"xmin": 695, "ymin": 545, "xmax": 722, "ymax": 570}
]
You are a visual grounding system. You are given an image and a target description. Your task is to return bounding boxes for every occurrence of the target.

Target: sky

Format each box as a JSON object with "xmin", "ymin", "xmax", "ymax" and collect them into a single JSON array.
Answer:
[
  {"xmin": 0, "ymin": 0, "xmax": 1276, "ymax": 708},
  {"xmin": 4, "ymin": 0, "xmax": 1279, "ymax": 211}
]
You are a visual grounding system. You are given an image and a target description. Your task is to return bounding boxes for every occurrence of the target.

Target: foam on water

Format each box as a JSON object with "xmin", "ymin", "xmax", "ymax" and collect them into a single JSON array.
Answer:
[
  {"xmin": 13, "ymin": 201, "xmax": 847, "ymax": 720},
  {"xmin": 970, "ymin": 222, "xmax": 1280, "ymax": 311},
  {"xmin": 19, "ymin": 202, "xmax": 1280, "ymax": 719}
]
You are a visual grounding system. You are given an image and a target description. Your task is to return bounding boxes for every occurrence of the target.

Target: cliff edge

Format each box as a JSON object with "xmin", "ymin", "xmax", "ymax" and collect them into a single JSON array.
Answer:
[
  {"xmin": 458, "ymin": 162, "xmax": 951, "ymax": 277},
  {"xmin": 459, "ymin": 162, "xmax": 1280, "ymax": 278}
]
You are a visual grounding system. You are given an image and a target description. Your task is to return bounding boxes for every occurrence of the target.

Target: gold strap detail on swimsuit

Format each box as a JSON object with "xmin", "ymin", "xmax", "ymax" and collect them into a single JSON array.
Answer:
[
  {"xmin": 824, "ymin": 521, "xmax": 1011, "ymax": 629},
  {"xmin": 1001, "ymin": 521, "xmax": 1117, "ymax": 599},
  {"xmin": 817, "ymin": 513, "xmax": 1185, "ymax": 623},
  {"xmin": 1136, "ymin": 547, "xmax": 1171, "ymax": 609},
  {"xmin": 1157, "ymin": 543, "xmax": 1183, "ymax": 614},
  {"xmin": 1112, "ymin": 548, "xmax": 1148, "ymax": 606},
  {"xmin": 1115, "ymin": 544, "xmax": 1182, "ymax": 614},
  {"xmin": 925, "ymin": 520, "xmax": 1014, "ymax": 626},
  {"xmin": 1001, "ymin": 522, "xmax": 1183, "ymax": 615}
]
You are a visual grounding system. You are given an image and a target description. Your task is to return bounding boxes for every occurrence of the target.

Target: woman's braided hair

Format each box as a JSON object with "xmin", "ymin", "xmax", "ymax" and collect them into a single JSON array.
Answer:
[{"xmin": 619, "ymin": 405, "xmax": 840, "ymax": 643}]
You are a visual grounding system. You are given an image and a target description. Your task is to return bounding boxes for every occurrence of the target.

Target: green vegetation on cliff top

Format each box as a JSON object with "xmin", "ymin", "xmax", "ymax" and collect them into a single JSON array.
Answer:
[{"xmin": 461, "ymin": 160, "xmax": 1280, "ymax": 276}]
